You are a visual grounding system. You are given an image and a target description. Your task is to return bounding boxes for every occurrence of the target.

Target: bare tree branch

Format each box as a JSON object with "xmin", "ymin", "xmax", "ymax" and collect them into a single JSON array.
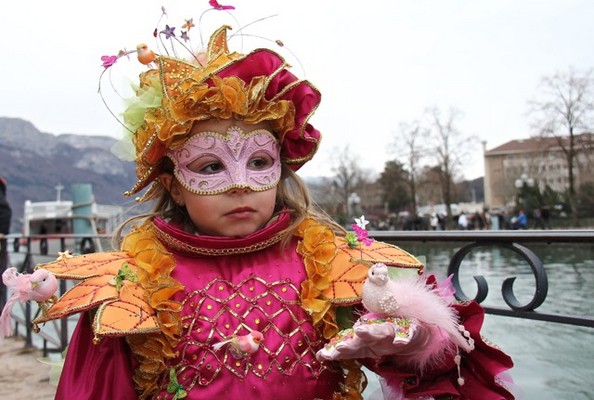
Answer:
[
  {"xmin": 390, "ymin": 121, "xmax": 425, "ymax": 215},
  {"xmin": 424, "ymin": 106, "xmax": 478, "ymax": 226},
  {"xmin": 527, "ymin": 67, "xmax": 594, "ymax": 223}
]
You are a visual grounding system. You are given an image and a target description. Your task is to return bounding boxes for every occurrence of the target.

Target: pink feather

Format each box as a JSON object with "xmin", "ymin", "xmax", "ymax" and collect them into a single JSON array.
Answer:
[
  {"xmin": 362, "ymin": 264, "xmax": 473, "ymax": 369},
  {"xmin": 433, "ymin": 274, "xmax": 457, "ymax": 303}
]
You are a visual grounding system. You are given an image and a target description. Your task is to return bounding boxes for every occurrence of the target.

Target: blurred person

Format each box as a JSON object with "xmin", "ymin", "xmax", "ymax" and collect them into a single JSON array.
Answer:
[{"xmin": 0, "ymin": 177, "xmax": 12, "ymax": 237}]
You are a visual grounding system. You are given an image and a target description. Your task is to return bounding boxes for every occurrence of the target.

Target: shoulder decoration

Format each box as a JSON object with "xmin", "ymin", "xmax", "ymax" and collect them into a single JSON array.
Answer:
[
  {"xmin": 295, "ymin": 217, "xmax": 423, "ymax": 340},
  {"xmin": 33, "ymin": 250, "xmax": 161, "ymax": 338},
  {"xmin": 33, "ymin": 226, "xmax": 183, "ymax": 341}
]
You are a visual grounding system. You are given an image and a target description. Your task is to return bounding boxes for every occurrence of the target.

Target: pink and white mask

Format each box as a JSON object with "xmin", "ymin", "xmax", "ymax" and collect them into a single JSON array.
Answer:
[{"xmin": 168, "ymin": 126, "xmax": 282, "ymax": 195}]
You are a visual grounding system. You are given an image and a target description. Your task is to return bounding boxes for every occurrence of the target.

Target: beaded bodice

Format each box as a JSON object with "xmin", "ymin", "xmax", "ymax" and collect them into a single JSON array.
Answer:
[{"xmin": 152, "ymin": 214, "xmax": 341, "ymax": 399}]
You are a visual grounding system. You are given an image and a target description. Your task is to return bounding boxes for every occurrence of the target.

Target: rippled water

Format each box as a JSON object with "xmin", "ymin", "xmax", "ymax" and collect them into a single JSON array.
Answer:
[{"xmin": 362, "ymin": 242, "xmax": 594, "ymax": 400}]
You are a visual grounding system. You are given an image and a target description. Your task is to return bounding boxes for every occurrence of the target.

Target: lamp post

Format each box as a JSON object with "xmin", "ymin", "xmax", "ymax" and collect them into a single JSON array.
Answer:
[
  {"xmin": 514, "ymin": 173, "xmax": 534, "ymax": 210},
  {"xmin": 348, "ymin": 192, "xmax": 361, "ymax": 218}
]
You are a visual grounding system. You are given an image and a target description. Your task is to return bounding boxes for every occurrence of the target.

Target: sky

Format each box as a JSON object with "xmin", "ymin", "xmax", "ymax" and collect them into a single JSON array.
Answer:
[{"xmin": 2, "ymin": 0, "xmax": 594, "ymax": 181}]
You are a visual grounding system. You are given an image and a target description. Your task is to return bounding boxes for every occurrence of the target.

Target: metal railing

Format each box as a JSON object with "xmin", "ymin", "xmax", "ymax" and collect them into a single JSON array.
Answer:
[
  {"xmin": 1, "ymin": 229, "xmax": 593, "ymax": 357},
  {"xmin": 372, "ymin": 229, "xmax": 594, "ymax": 328}
]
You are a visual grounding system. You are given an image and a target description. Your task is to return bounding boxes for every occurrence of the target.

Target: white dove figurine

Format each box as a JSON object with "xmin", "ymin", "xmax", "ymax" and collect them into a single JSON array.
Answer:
[{"xmin": 361, "ymin": 263, "xmax": 474, "ymax": 353}]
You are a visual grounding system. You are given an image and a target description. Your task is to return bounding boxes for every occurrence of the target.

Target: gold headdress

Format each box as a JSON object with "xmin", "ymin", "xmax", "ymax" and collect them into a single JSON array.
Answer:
[{"xmin": 101, "ymin": 16, "xmax": 321, "ymax": 201}]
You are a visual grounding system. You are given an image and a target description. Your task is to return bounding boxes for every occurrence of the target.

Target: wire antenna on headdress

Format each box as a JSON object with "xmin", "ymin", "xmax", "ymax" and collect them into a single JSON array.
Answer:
[
  {"xmin": 98, "ymin": 49, "xmax": 138, "ymax": 135},
  {"xmin": 197, "ymin": 8, "xmax": 241, "ymax": 52},
  {"xmin": 233, "ymin": 32, "xmax": 308, "ymax": 78}
]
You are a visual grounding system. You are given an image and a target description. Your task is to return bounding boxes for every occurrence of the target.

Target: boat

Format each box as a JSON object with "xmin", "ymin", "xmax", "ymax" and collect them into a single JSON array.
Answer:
[
  {"xmin": 17, "ymin": 184, "xmax": 125, "ymax": 255},
  {"xmin": 22, "ymin": 200, "xmax": 124, "ymax": 237}
]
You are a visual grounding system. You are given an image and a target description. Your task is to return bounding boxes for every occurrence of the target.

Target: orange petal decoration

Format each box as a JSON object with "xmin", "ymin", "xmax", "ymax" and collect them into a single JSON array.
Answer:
[
  {"xmin": 94, "ymin": 284, "xmax": 159, "ymax": 336},
  {"xmin": 37, "ymin": 251, "xmax": 134, "ymax": 279},
  {"xmin": 33, "ymin": 252, "xmax": 161, "ymax": 335},
  {"xmin": 322, "ymin": 238, "xmax": 424, "ymax": 304}
]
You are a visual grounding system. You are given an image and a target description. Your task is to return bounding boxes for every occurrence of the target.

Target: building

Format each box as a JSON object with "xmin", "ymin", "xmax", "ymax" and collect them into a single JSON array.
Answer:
[{"xmin": 483, "ymin": 133, "xmax": 594, "ymax": 210}]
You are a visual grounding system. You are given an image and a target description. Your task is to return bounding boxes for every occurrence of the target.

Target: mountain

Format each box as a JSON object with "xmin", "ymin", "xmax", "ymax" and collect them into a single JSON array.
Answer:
[{"xmin": 0, "ymin": 117, "xmax": 139, "ymax": 233}]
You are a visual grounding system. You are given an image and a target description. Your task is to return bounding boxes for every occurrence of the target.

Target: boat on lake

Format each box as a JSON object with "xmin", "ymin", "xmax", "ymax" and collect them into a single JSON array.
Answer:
[
  {"xmin": 23, "ymin": 199, "xmax": 123, "ymax": 237},
  {"xmin": 17, "ymin": 183, "xmax": 125, "ymax": 255}
]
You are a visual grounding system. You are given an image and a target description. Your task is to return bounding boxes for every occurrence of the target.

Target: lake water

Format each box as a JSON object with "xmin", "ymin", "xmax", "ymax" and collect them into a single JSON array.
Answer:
[{"xmin": 363, "ymin": 241, "xmax": 594, "ymax": 400}]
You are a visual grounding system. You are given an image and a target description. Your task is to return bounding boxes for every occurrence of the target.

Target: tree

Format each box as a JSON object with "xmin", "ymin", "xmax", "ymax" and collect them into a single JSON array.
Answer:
[
  {"xmin": 425, "ymin": 107, "xmax": 477, "ymax": 227},
  {"xmin": 528, "ymin": 67, "xmax": 594, "ymax": 225},
  {"xmin": 390, "ymin": 121, "xmax": 424, "ymax": 216},
  {"xmin": 576, "ymin": 182, "xmax": 594, "ymax": 218},
  {"xmin": 305, "ymin": 176, "xmax": 342, "ymax": 218},
  {"xmin": 330, "ymin": 145, "xmax": 365, "ymax": 223},
  {"xmin": 416, "ymin": 165, "xmax": 444, "ymax": 207},
  {"xmin": 378, "ymin": 160, "xmax": 410, "ymax": 214}
]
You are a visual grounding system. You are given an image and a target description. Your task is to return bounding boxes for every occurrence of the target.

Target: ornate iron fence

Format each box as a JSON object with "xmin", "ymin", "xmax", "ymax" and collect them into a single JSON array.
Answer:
[{"xmin": 372, "ymin": 229, "xmax": 594, "ymax": 328}]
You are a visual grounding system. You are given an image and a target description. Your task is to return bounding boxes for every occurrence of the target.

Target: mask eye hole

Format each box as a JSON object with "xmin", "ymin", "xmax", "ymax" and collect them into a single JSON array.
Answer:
[
  {"xmin": 187, "ymin": 156, "xmax": 224, "ymax": 175},
  {"xmin": 247, "ymin": 152, "xmax": 274, "ymax": 170}
]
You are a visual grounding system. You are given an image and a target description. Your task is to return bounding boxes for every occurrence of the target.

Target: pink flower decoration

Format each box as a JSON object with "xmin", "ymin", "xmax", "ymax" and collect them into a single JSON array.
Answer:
[
  {"xmin": 101, "ymin": 55, "xmax": 118, "ymax": 68},
  {"xmin": 351, "ymin": 224, "xmax": 374, "ymax": 246},
  {"xmin": 209, "ymin": 0, "xmax": 235, "ymax": 10}
]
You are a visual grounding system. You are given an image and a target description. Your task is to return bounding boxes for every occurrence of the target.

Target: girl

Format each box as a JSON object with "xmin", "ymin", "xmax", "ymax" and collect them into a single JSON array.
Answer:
[{"xmin": 34, "ymin": 18, "xmax": 514, "ymax": 400}]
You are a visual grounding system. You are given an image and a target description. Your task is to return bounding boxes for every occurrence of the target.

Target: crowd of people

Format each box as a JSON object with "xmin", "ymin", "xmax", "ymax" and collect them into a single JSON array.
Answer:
[{"xmin": 363, "ymin": 206, "xmax": 553, "ymax": 232}]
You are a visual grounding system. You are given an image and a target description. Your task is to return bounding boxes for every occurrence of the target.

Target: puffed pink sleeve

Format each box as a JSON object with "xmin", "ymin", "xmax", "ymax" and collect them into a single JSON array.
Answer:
[{"xmin": 55, "ymin": 312, "xmax": 138, "ymax": 400}]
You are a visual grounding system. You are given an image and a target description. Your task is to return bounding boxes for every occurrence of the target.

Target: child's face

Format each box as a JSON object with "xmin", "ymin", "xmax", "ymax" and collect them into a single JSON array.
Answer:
[{"xmin": 165, "ymin": 119, "xmax": 279, "ymax": 237}]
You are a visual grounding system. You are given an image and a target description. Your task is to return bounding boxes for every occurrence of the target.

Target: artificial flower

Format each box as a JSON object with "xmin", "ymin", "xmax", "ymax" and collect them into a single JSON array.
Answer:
[
  {"xmin": 209, "ymin": 0, "xmax": 235, "ymax": 10},
  {"xmin": 101, "ymin": 55, "xmax": 118, "ymax": 68},
  {"xmin": 182, "ymin": 18, "xmax": 195, "ymax": 31},
  {"xmin": 354, "ymin": 215, "xmax": 369, "ymax": 229},
  {"xmin": 161, "ymin": 25, "xmax": 176, "ymax": 39},
  {"xmin": 352, "ymin": 225, "xmax": 374, "ymax": 246}
]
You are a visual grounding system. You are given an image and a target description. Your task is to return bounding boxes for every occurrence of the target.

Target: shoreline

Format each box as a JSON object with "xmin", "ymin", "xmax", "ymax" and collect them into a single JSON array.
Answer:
[{"xmin": 0, "ymin": 336, "xmax": 57, "ymax": 399}]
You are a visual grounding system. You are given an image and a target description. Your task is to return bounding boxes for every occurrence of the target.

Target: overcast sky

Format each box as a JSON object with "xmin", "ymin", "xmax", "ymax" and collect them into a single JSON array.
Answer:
[{"xmin": 2, "ymin": 0, "xmax": 594, "ymax": 180}]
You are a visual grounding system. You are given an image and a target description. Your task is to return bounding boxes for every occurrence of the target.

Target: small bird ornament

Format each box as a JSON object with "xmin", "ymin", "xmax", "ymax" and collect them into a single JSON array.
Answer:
[
  {"xmin": 361, "ymin": 263, "xmax": 474, "ymax": 353},
  {"xmin": 0, "ymin": 267, "xmax": 58, "ymax": 341},
  {"xmin": 212, "ymin": 324, "xmax": 264, "ymax": 359},
  {"xmin": 136, "ymin": 43, "xmax": 157, "ymax": 65}
]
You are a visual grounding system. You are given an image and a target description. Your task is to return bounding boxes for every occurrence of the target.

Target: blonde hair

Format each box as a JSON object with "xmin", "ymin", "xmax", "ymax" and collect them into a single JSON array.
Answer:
[{"xmin": 113, "ymin": 164, "xmax": 344, "ymax": 249}]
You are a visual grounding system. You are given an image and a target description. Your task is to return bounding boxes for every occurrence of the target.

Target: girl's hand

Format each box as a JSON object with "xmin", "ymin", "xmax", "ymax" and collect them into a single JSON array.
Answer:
[{"xmin": 316, "ymin": 316, "xmax": 430, "ymax": 361}]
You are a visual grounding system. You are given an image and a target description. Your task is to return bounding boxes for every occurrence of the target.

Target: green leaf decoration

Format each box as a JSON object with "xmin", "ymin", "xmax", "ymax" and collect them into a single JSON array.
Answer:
[
  {"xmin": 345, "ymin": 232, "xmax": 360, "ymax": 248},
  {"xmin": 167, "ymin": 368, "xmax": 187, "ymax": 399},
  {"xmin": 113, "ymin": 262, "xmax": 139, "ymax": 292}
]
